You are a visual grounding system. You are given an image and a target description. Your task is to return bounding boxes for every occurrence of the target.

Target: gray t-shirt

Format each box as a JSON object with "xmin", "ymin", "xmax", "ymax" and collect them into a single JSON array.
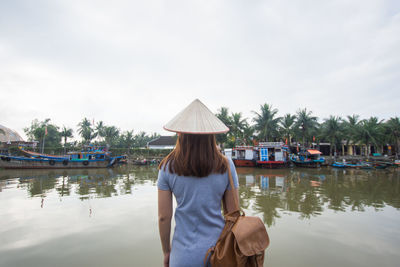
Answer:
[{"xmin": 157, "ymin": 158, "xmax": 239, "ymax": 267}]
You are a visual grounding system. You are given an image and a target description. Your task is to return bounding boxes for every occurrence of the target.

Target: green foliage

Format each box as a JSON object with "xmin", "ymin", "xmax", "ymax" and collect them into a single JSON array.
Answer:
[
  {"xmin": 77, "ymin": 118, "xmax": 97, "ymax": 144},
  {"xmin": 252, "ymin": 104, "xmax": 281, "ymax": 142},
  {"xmin": 22, "ymin": 110, "xmax": 400, "ymax": 157},
  {"xmin": 279, "ymin": 113, "xmax": 296, "ymax": 145},
  {"xmin": 103, "ymin": 126, "xmax": 120, "ymax": 146},
  {"xmin": 61, "ymin": 126, "xmax": 73, "ymax": 146},
  {"xmin": 230, "ymin": 112, "xmax": 247, "ymax": 145},
  {"xmin": 320, "ymin": 116, "xmax": 343, "ymax": 155},
  {"xmin": 216, "ymin": 107, "xmax": 231, "ymax": 146},
  {"xmin": 24, "ymin": 119, "xmax": 62, "ymax": 149},
  {"xmin": 295, "ymin": 108, "xmax": 319, "ymax": 147},
  {"xmin": 342, "ymin": 114, "xmax": 361, "ymax": 144},
  {"xmin": 385, "ymin": 117, "xmax": 400, "ymax": 154},
  {"xmin": 356, "ymin": 117, "xmax": 385, "ymax": 156}
]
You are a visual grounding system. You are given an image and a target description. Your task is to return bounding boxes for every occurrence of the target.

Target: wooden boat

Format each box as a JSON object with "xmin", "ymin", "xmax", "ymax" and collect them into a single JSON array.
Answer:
[
  {"xmin": 394, "ymin": 160, "xmax": 400, "ymax": 168},
  {"xmin": 331, "ymin": 162, "xmax": 347, "ymax": 168},
  {"xmin": 255, "ymin": 142, "xmax": 289, "ymax": 169},
  {"xmin": 290, "ymin": 149, "xmax": 325, "ymax": 168},
  {"xmin": 0, "ymin": 146, "xmax": 126, "ymax": 169},
  {"xmin": 230, "ymin": 146, "xmax": 257, "ymax": 167},
  {"xmin": 373, "ymin": 163, "xmax": 388, "ymax": 169}
]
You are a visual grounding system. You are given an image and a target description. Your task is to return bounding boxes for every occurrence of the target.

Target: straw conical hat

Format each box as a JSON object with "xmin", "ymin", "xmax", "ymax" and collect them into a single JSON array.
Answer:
[{"xmin": 164, "ymin": 99, "xmax": 229, "ymax": 134}]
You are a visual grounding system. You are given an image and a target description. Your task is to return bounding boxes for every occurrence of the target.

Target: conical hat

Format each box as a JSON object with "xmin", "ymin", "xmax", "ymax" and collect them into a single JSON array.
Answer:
[{"xmin": 164, "ymin": 99, "xmax": 229, "ymax": 134}]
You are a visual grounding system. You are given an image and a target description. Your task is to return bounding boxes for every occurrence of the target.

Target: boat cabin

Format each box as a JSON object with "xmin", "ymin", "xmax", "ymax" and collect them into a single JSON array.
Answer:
[
  {"xmin": 226, "ymin": 146, "xmax": 258, "ymax": 167},
  {"xmin": 67, "ymin": 146, "xmax": 110, "ymax": 160},
  {"xmin": 232, "ymin": 146, "xmax": 257, "ymax": 161},
  {"xmin": 257, "ymin": 142, "xmax": 288, "ymax": 162},
  {"xmin": 298, "ymin": 149, "xmax": 323, "ymax": 161}
]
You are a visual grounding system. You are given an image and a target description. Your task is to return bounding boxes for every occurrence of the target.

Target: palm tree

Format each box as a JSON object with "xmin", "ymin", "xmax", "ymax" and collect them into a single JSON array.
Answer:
[
  {"xmin": 216, "ymin": 107, "xmax": 232, "ymax": 128},
  {"xmin": 242, "ymin": 124, "xmax": 255, "ymax": 145},
  {"xmin": 135, "ymin": 131, "xmax": 150, "ymax": 147},
  {"xmin": 320, "ymin": 116, "xmax": 343, "ymax": 156},
  {"xmin": 356, "ymin": 117, "xmax": 384, "ymax": 157},
  {"xmin": 295, "ymin": 108, "xmax": 318, "ymax": 148},
  {"xmin": 120, "ymin": 130, "xmax": 135, "ymax": 153},
  {"xmin": 95, "ymin": 121, "xmax": 106, "ymax": 142},
  {"xmin": 230, "ymin": 112, "xmax": 247, "ymax": 145},
  {"xmin": 279, "ymin": 113, "xmax": 296, "ymax": 146},
  {"xmin": 60, "ymin": 126, "xmax": 73, "ymax": 146},
  {"xmin": 77, "ymin": 118, "xmax": 96, "ymax": 144},
  {"xmin": 252, "ymin": 104, "xmax": 281, "ymax": 142},
  {"xmin": 342, "ymin": 115, "xmax": 361, "ymax": 155},
  {"xmin": 103, "ymin": 126, "xmax": 120, "ymax": 146},
  {"xmin": 385, "ymin": 117, "xmax": 400, "ymax": 156},
  {"xmin": 216, "ymin": 107, "xmax": 232, "ymax": 146}
]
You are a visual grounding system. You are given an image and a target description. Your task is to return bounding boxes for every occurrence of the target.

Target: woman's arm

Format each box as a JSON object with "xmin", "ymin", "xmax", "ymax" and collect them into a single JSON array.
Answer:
[{"xmin": 158, "ymin": 189, "xmax": 173, "ymax": 263}]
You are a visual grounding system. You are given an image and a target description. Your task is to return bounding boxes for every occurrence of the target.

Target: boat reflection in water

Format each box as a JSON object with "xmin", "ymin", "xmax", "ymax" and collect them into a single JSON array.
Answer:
[
  {"xmin": 0, "ymin": 166, "xmax": 159, "ymax": 200},
  {"xmin": 235, "ymin": 167, "xmax": 400, "ymax": 227}
]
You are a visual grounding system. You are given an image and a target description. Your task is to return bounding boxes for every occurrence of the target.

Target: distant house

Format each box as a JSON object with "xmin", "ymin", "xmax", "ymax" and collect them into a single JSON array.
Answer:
[{"xmin": 147, "ymin": 136, "xmax": 176, "ymax": 149}]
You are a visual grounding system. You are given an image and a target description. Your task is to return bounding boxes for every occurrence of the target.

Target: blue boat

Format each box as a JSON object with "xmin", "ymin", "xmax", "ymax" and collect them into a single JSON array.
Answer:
[
  {"xmin": 0, "ymin": 146, "xmax": 126, "ymax": 169},
  {"xmin": 290, "ymin": 149, "xmax": 325, "ymax": 168},
  {"xmin": 331, "ymin": 162, "xmax": 347, "ymax": 168}
]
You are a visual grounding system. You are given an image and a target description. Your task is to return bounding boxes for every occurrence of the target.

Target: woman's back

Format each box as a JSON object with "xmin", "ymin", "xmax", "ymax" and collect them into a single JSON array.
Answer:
[{"xmin": 157, "ymin": 158, "xmax": 238, "ymax": 267}]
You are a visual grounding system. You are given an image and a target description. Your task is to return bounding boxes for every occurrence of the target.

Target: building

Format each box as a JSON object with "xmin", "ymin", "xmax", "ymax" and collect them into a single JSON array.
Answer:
[
  {"xmin": 0, "ymin": 124, "xmax": 37, "ymax": 154},
  {"xmin": 147, "ymin": 136, "xmax": 176, "ymax": 149},
  {"xmin": 0, "ymin": 124, "xmax": 24, "ymax": 143}
]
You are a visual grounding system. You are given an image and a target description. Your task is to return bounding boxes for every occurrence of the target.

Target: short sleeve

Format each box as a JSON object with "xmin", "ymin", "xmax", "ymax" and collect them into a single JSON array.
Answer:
[
  {"xmin": 157, "ymin": 168, "xmax": 171, "ymax": 191},
  {"xmin": 227, "ymin": 158, "xmax": 239, "ymax": 190}
]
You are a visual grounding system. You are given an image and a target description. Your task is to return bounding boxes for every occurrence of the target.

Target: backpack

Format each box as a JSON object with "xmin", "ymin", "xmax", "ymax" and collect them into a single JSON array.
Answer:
[{"xmin": 204, "ymin": 159, "xmax": 270, "ymax": 266}]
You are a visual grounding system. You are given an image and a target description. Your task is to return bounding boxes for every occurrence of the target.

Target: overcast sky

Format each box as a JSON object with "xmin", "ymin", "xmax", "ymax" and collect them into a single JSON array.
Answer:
[{"xmin": 1, "ymin": 0, "xmax": 399, "ymax": 139}]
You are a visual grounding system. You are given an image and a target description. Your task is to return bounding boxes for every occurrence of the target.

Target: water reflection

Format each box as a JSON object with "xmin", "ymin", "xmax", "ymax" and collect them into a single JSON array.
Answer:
[
  {"xmin": 1, "ymin": 167, "xmax": 399, "ymax": 227},
  {"xmin": 0, "ymin": 166, "xmax": 159, "ymax": 200},
  {"xmin": 236, "ymin": 168, "xmax": 400, "ymax": 226}
]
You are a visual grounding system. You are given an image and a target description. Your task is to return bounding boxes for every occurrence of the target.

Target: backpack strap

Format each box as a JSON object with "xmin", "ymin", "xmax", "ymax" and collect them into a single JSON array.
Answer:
[
  {"xmin": 203, "ymin": 246, "xmax": 215, "ymax": 266},
  {"xmin": 225, "ymin": 157, "xmax": 240, "ymax": 213}
]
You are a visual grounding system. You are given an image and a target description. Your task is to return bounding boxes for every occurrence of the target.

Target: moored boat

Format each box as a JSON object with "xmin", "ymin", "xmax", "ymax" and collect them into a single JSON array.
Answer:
[
  {"xmin": 290, "ymin": 149, "xmax": 325, "ymax": 168},
  {"xmin": 230, "ymin": 146, "xmax": 257, "ymax": 167},
  {"xmin": 255, "ymin": 142, "xmax": 289, "ymax": 168},
  {"xmin": 0, "ymin": 146, "xmax": 126, "ymax": 169},
  {"xmin": 331, "ymin": 162, "xmax": 347, "ymax": 168}
]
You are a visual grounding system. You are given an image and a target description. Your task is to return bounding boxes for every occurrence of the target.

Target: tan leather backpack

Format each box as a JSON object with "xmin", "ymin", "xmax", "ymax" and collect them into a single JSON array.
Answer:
[{"xmin": 204, "ymin": 159, "xmax": 270, "ymax": 266}]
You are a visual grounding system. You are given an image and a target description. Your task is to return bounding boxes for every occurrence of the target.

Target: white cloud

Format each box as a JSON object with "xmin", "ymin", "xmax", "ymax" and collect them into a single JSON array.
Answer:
[{"xmin": 0, "ymin": 0, "xmax": 399, "ymax": 139}]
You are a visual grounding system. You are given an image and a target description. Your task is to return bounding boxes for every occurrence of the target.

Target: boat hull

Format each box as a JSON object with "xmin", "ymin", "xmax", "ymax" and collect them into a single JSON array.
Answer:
[
  {"xmin": 233, "ymin": 159, "xmax": 256, "ymax": 167},
  {"xmin": 291, "ymin": 160, "xmax": 321, "ymax": 168},
  {"xmin": 0, "ymin": 156, "xmax": 117, "ymax": 169}
]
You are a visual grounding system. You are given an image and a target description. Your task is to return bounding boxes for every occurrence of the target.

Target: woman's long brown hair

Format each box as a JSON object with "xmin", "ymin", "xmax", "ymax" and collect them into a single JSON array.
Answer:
[{"xmin": 159, "ymin": 134, "xmax": 228, "ymax": 177}]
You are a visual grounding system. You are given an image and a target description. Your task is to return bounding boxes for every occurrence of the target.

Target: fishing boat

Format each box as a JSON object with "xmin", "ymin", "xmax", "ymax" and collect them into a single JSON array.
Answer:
[
  {"xmin": 290, "ymin": 149, "xmax": 325, "ymax": 168},
  {"xmin": 394, "ymin": 160, "xmax": 400, "ymax": 168},
  {"xmin": 359, "ymin": 162, "xmax": 373, "ymax": 169},
  {"xmin": 255, "ymin": 142, "xmax": 289, "ymax": 168},
  {"xmin": 230, "ymin": 146, "xmax": 257, "ymax": 167},
  {"xmin": 331, "ymin": 162, "xmax": 347, "ymax": 168},
  {"xmin": 0, "ymin": 146, "xmax": 126, "ymax": 169}
]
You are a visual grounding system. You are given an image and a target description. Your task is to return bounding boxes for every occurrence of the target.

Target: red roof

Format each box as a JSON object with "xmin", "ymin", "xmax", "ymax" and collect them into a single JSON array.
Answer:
[{"xmin": 307, "ymin": 149, "xmax": 322, "ymax": 155}]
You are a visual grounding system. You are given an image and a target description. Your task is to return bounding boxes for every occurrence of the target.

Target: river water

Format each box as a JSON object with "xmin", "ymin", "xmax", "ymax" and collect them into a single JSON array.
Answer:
[{"xmin": 0, "ymin": 166, "xmax": 399, "ymax": 267}]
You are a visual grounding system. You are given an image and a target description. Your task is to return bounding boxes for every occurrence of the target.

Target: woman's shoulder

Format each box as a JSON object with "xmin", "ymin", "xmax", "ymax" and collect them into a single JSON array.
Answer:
[{"xmin": 226, "ymin": 157, "xmax": 235, "ymax": 170}]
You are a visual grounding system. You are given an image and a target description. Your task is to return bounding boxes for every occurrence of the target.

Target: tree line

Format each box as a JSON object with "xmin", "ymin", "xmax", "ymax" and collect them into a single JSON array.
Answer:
[
  {"xmin": 23, "ymin": 118, "xmax": 160, "ymax": 151},
  {"xmin": 20, "ymin": 104, "xmax": 400, "ymax": 157},
  {"xmin": 216, "ymin": 104, "xmax": 400, "ymax": 156}
]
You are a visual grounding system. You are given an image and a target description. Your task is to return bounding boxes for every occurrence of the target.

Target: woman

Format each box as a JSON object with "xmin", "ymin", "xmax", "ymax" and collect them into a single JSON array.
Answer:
[{"xmin": 157, "ymin": 99, "xmax": 239, "ymax": 267}]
